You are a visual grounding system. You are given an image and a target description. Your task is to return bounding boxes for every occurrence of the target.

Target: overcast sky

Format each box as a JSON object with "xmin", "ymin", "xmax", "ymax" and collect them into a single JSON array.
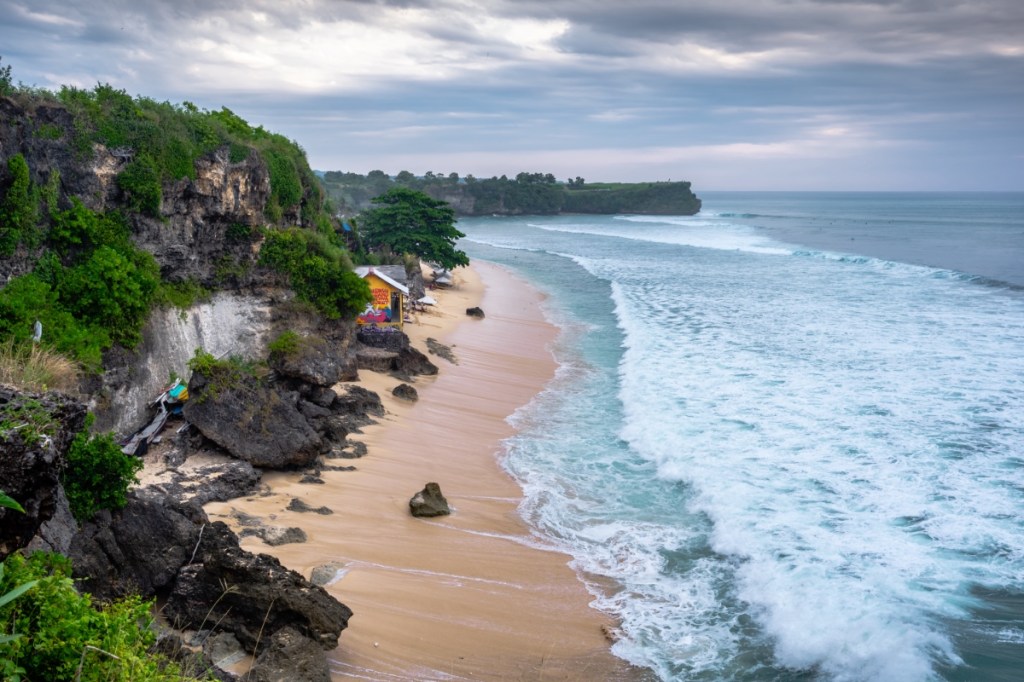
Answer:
[{"xmin": 2, "ymin": 0, "xmax": 1022, "ymax": 190}]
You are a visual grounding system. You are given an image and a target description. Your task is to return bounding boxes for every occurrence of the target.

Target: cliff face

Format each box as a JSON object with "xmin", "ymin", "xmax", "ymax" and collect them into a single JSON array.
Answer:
[
  {"xmin": 131, "ymin": 149, "xmax": 269, "ymax": 283},
  {"xmin": 91, "ymin": 292, "xmax": 275, "ymax": 435},
  {"xmin": 0, "ymin": 96, "xmax": 269, "ymax": 285}
]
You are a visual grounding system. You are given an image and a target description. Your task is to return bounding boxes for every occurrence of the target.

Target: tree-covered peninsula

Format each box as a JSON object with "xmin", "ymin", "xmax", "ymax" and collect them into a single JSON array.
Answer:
[{"xmin": 321, "ymin": 170, "xmax": 702, "ymax": 217}]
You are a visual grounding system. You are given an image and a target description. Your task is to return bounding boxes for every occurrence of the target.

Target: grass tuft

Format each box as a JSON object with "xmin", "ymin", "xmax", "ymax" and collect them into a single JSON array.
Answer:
[{"xmin": 0, "ymin": 339, "xmax": 80, "ymax": 393}]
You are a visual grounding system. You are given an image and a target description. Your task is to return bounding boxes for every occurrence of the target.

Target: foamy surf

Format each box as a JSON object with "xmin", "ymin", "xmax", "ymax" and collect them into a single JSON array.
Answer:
[{"xmin": 457, "ymin": 193, "xmax": 1024, "ymax": 681}]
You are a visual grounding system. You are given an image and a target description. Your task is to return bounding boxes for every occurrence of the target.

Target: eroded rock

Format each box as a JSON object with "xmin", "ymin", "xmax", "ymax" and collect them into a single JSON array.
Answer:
[
  {"xmin": 0, "ymin": 387, "xmax": 87, "ymax": 560},
  {"xmin": 392, "ymin": 383, "xmax": 418, "ymax": 401},
  {"xmin": 164, "ymin": 521, "xmax": 352, "ymax": 652},
  {"xmin": 409, "ymin": 482, "xmax": 451, "ymax": 518},
  {"xmin": 183, "ymin": 371, "xmax": 322, "ymax": 469}
]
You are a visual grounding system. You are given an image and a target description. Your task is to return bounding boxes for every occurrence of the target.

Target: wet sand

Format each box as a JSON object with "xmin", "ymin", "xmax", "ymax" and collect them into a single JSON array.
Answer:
[{"xmin": 206, "ymin": 262, "xmax": 645, "ymax": 681}]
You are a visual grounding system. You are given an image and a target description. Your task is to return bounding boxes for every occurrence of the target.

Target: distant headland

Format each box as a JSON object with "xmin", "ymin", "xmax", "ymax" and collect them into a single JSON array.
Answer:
[{"xmin": 320, "ymin": 170, "xmax": 702, "ymax": 217}]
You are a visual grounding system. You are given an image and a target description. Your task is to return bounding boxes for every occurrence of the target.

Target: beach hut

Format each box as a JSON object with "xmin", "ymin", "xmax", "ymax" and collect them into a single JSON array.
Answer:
[{"xmin": 355, "ymin": 266, "xmax": 409, "ymax": 329}]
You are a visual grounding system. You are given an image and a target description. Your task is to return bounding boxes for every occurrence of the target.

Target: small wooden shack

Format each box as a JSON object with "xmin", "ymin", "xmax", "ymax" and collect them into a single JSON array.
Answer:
[{"xmin": 355, "ymin": 266, "xmax": 409, "ymax": 329}]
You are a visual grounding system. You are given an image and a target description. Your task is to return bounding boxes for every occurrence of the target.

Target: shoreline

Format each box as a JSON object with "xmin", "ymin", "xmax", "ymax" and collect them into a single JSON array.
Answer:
[{"xmin": 205, "ymin": 261, "xmax": 646, "ymax": 680}]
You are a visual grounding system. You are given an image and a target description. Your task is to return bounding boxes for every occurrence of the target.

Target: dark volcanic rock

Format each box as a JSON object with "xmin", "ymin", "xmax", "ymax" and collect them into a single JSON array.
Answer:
[
  {"xmin": 183, "ymin": 370, "xmax": 322, "ymax": 468},
  {"xmin": 287, "ymin": 498, "xmax": 333, "ymax": 515},
  {"xmin": 161, "ymin": 460, "xmax": 262, "ymax": 505},
  {"xmin": 24, "ymin": 486, "xmax": 77, "ymax": 556},
  {"xmin": 392, "ymin": 383, "xmax": 418, "ymax": 401},
  {"xmin": 394, "ymin": 346, "xmax": 438, "ymax": 377},
  {"xmin": 69, "ymin": 492, "xmax": 205, "ymax": 601},
  {"xmin": 325, "ymin": 440, "xmax": 368, "ymax": 460},
  {"xmin": 354, "ymin": 346, "xmax": 398, "ymax": 373},
  {"xmin": 248, "ymin": 626, "xmax": 331, "ymax": 682},
  {"xmin": 239, "ymin": 525, "xmax": 308, "ymax": 546},
  {"xmin": 309, "ymin": 563, "xmax": 346, "ymax": 587},
  {"xmin": 0, "ymin": 387, "xmax": 87, "ymax": 560},
  {"xmin": 269, "ymin": 334, "xmax": 349, "ymax": 387},
  {"xmin": 466, "ymin": 306, "xmax": 485, "ymax": 319},
  {"xmin": 164, "ymin": 521, "xmax": 352, "ymax": 652},
  {"xmin": 409, "ymin": 482, "xmax": 451, "ymax": 518},
  {"xmin": 426, "ymin": 337, "xmax": 458, "ymax": 365},
  {"xmin": 332, "ymin": 384, "xmax": 384, "ymax": 426}
]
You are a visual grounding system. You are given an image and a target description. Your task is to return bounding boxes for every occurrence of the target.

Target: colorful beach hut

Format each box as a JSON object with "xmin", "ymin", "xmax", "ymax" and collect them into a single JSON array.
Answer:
[{"xmin": 355, "ymin": 266, "xmax": 409, "ymax": 329}]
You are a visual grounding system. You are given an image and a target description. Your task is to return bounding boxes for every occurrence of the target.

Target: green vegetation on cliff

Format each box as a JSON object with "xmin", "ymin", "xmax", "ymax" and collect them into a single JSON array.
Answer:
[
  {"xmin": 0, "ymin": 63, "xmax": 366, "ymax": 371},
  {"xmin": 321, "ymin": 169, "xmax": 701, "ymax": 217},
  {"xmin": 0, "ymin": 552, "xmax": 197, "ymax": 681}
]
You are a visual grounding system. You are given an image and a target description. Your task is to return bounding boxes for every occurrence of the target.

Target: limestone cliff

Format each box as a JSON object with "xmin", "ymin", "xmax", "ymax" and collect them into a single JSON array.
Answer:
[{"xmin": 0, "ymin": 96, "xmax": 270, "ymax": 286}]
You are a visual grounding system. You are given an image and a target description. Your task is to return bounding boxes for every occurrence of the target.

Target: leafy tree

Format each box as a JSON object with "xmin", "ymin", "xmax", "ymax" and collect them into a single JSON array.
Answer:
[
  {"xmin": 359, "ymin": 187, "xmax": 469, "ymax": 270},
  {"xmin": 57, "ymin": 245, "xmax": 160, "ymax": 346}
]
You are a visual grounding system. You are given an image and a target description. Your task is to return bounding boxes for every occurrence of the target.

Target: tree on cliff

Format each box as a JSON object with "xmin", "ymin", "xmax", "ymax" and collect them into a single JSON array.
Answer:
[{"xmin": 358, "ymin": 187, "xmax": 469, "ymax": 270}]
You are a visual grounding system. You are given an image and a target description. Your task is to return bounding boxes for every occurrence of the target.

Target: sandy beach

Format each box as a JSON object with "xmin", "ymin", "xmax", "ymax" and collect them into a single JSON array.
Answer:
[{"xmin": 204, "ymin": 261, "xmax": 646, "ymax": 681}]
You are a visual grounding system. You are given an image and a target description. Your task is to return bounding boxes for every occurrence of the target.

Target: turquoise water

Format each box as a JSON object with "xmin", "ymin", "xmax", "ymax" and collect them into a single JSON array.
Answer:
[{"xmin": 456, "ymin": 193, "xmax": 1024, "ymax": 681}]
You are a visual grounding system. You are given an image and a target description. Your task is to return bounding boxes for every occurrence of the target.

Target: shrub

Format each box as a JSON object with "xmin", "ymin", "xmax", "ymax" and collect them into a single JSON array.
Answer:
[
  {"xmin": 0, "ymin": 273, "xmax": 107, "ymax": 371},
  {"xmin": 0, "ymin": 551, "xmax": 193, "ymax": 681},
  {"xmin": 187, "ymin": 348, "xmax": 261, "ymax": 388},
  {"xmin": 267, "ymin": 330, "xmax": 300, "ymax": 358},
  {"xmin": 0, "ymin": 396, "xmax": 58, "ymax": 447},
  {"xmin": 62, "ymin": 420, "xmax": 142, "ymax": 522},
  {"xmin": 154, "ymin": 278, "xmax": 211, "ymax": 310},
  {"xmin": 57, "ymin": 245, "xmax": 160, "ymax": 347},
  {"xmin": 0, "ymin": 154, "xmax": 40, "ymax": 255},
  {"xmin": 258, "ymin": 227, "xmax": 370, "ymax": 319},
  {"xmin": 116, "ymin": 153, "xmax": 162, "ymax": 217}
]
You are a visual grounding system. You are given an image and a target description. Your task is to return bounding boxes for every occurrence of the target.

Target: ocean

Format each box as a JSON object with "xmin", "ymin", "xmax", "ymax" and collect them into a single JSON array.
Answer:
[{"xmin": 455, "ymin": 192, "xmax": 1024, "ymax": 682}]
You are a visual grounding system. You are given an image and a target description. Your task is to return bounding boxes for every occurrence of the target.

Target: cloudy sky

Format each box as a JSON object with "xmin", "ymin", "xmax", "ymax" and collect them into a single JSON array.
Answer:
[{"xmin": 2, "ymin": 0, "xmax": 1022, "ymax": 190}]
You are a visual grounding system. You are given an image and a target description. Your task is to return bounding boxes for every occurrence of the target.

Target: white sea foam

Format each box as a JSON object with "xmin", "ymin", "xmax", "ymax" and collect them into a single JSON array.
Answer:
[
  {"xmin": 457, "ymin": 207, "xmax": 1024, "ymax": 681},
  {"xmin": 534, "ymin": 217, "xmax": 793, "ymax": 255},
  {"xmin": 600, "ymin": 249, "xmax": 1024, "ymax": 679}
]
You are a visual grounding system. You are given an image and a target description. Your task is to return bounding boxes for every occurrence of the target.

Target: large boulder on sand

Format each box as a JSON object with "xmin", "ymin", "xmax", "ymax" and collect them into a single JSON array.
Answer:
[
  {"xmin": 409, "ymin": 482, "xmax": 451, "ymax": 517},
  {"xmin": 184, "ymin": 371, "xmax": 322, "ymax": 468},
  {"xmin": 392, "ymin": 383, "xmax": 418, "ymax": 401}
]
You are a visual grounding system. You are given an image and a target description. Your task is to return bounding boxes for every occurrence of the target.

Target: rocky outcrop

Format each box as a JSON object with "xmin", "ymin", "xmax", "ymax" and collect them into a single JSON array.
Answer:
[
  {"xmin": 270, "ymin": 332, "xmax": 355, "ymax": 387},
  {"xmin": 164, "ymin": 521, "xmax": 352, "ymax": 652},
  {"xmin": 239, "ymin": 525, "xmax": 308, "ymax": 546},
  {"xmin": 156, "ymin": 459, "xmax": 262, "ymax": 506},
  {"xmin": 409, "ymin": 482, "xmax": 451, "ymax": 518},
  {"xmin": 68, "ymin": 492, "xmax": 205, "ymax": 601},
  {"xmin": 69, "ymin": 491, "xmax": 352, "ymax": 677},
  {"xmin": 466, "ymin": 306, "xmax": 485, "ymax": 319},
  {"xmin": 0, "ymin": 387, "xmax": 87, "ymax": 560},
  {"xmin": 426, "ymin": 337, "xmax": 458, "ymax": 364},
  {"xmin": 183, "ymin": 371, "xmax": 323, "ymax": 469},
  {"xmin": 249, "ymin": 626, "xmax": 332, "ymax": 682},
  {"xmin": 136, "ymin": 149, "xmax": 269, "ymax": 281}
]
